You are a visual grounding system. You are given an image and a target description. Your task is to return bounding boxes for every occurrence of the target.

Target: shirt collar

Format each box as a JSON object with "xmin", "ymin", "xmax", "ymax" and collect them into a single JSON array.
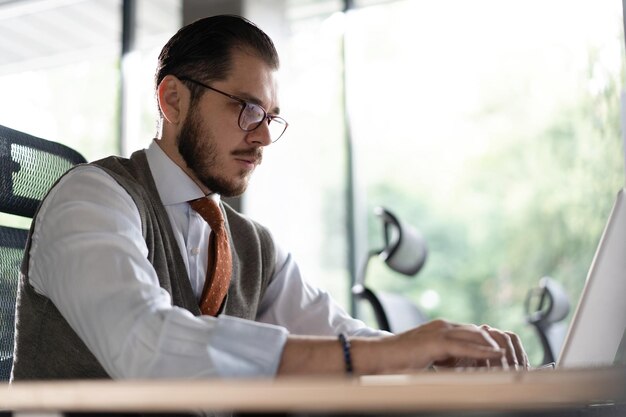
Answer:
[{"xmin": 145, "ymin": 140, "xmax": 220, "ymax": 206}]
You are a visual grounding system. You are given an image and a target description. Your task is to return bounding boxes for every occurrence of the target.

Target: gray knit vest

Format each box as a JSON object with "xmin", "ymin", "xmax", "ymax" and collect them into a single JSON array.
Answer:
[{"xmin": 12, "ymin": 150, "xmax": 275, "ymax": 380}]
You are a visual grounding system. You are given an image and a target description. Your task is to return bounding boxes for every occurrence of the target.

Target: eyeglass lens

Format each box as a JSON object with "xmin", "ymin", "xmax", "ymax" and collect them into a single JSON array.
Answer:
[
  {"xmin": 240, "ymin": 103, "xmax": 265, "ymax": 130},
  {"xmin": 240, "ymin": 103, "xmax": 287, "ymax": 142}
]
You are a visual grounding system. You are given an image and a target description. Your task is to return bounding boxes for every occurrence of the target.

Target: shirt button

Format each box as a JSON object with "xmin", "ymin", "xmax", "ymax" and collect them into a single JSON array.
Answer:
[{"xmin": 190, "ymin": 247, "xmax": 201, "ymax": 255}]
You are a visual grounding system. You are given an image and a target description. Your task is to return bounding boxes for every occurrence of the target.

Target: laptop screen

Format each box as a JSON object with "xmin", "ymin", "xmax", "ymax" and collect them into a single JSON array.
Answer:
[{"xmin": 558, "ymin": 188, "xmax": 626, "ymax": 368}]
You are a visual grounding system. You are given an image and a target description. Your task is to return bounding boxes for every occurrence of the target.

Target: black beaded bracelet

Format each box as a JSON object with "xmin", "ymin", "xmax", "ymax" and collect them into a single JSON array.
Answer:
[{"xmin": 338, "ymin": 333, "xmax": 353, "ymax": 375}]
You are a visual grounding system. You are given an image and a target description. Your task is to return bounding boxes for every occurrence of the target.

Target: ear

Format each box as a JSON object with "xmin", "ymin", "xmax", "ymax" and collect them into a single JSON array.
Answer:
[{"xmin": 157, "ymin": 75, "xmax": 188, "ymax": 125}]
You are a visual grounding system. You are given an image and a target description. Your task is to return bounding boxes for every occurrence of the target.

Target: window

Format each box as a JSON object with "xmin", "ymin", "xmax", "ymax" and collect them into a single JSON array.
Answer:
[
  {"xmin": 244, "ymin": 1, "xmax": 352, "ymax": 300},
  {"xmin": 347, "ymin": 0, "xmax": 624, "ymax": 363},
  {"xmin": 247, "ymin": 0, "xmax": 624, "ymax": 364},
  {"xmin": 0, "ymin": 0, "xmax": 180, "ymax": 227},
  {"xmin": 0, "ymin": 0, "xmax": 122, "ymax": 160}
]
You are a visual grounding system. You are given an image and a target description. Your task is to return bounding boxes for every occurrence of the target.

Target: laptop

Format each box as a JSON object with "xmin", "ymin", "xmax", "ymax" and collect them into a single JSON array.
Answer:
[{"xmin": 557, "ymin": 188, "xmax": 626, "ymax": 368}]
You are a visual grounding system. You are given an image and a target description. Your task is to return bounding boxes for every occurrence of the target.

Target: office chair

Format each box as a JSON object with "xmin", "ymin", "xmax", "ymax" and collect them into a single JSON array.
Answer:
[
  {"xmin": 0, "ymin": 124, "xmax": 87, "ymax": 380},
  {"xmin": 525, "ymin": 276, "xmax": 570, "ymax": 365},
  {"xmin": 353, "ymin": 206, "xmax": 429, "ymax": 333}
]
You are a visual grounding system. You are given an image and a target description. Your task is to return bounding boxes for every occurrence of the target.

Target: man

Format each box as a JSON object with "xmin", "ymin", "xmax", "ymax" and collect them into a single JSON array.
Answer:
[{"xmin": 12, "ymin": 15, "xmax": 527, "ymax": 381}]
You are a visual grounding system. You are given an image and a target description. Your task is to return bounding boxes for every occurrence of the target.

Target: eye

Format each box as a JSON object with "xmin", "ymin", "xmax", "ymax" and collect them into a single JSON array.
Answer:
[{"xmin": 246, "ymin": 103, "xmax": 265, "ymax": 120}]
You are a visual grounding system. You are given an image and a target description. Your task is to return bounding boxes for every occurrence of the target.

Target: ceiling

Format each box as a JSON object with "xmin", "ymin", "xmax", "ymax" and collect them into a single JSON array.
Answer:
[
  {"xmin": 0, "ymin": 0, "xmax": 180, "ymax": 75},
  {"xmin": 0, "ymin": 0, "xmax": 396, "ymax": 76}
]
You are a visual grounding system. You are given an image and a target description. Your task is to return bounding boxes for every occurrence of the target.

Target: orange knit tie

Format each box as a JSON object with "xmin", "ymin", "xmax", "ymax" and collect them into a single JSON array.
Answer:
[{"xmin": 189, "ymin": 197, "xmax": 232, "ymax": 316}]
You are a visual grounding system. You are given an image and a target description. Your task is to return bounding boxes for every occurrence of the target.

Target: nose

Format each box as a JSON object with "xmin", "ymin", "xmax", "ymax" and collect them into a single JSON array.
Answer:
[{"xmin": 245, "ymin": 120, "xmax": 272, "ymax": 147}]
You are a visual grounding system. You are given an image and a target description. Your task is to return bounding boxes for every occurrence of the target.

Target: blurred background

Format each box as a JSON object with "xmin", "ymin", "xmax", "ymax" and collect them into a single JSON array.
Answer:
[{"xmin": 0, "ymin": 0, "xmax": 623, "ymax": 365}]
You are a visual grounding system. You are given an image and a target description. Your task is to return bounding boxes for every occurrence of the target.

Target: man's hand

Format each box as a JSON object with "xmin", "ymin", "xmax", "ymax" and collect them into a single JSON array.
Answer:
[
  {"xmin": 353, "ymin": 319, "xmax": 529, "ymax": 374},
  {"xmin": 278, "ymin": 319, "xmax": 529, "ymax": 376}
]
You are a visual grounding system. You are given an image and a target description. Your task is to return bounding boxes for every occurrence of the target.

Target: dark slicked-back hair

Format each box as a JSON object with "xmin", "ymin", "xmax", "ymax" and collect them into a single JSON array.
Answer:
[{"xmin": 155, "ymin": 14, "xmax": 279, "ymax": 107}]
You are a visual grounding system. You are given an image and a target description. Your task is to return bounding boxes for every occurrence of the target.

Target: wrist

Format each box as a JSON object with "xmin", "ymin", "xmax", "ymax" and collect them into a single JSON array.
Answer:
[{"xmin": 348, "ymin": 335, "xmax": 390, "ymax": 376}]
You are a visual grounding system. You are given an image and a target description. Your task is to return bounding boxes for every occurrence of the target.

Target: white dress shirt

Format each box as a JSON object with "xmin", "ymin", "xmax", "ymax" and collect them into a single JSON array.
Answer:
[{"xmin": 27, "ymin": 140, "xmax": 382, "ymax": 379}]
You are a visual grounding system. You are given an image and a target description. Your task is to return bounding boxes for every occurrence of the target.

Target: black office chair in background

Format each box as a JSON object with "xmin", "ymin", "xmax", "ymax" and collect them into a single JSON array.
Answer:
[
  {"xmin": 0, "ymin": 124, "xmax": 87, "ymax": 380},
  {"xmin": 353, "ymin": 206, "xmax": 430, "ymax": 333},
  {"xmin": 525, "ymin": 276, "xmax": 571, "ymax": 365}
]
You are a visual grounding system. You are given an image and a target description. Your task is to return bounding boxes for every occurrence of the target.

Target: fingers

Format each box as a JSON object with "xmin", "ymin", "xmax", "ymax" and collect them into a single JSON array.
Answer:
[
  {"xmin": 508, "ymin": 331, "xmax": 530, "ymax": 369},
  {"xmin": 430, "ymin": 323, "xmax": 506, "ymax": 367},
  {"xmin": 480, "ymin": 325, "xmax": 529, "ymax": 369},
  {"xmin": 441, "ymin": 337, "xmax": 505, "ymax": 361},
  {"xmin": 480, "ymin": 325, "xmax": 515, "ymax": 368},
  {"xmin": 444, "ymin": 324, "xmax": 500, "ymax": 349},
  {"xmin": 397, "ymin": 319, "xmax": 529, "ymax": 372}
]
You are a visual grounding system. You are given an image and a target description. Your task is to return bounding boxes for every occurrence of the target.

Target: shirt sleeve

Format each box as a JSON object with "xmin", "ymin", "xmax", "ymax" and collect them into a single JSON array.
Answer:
[
  {"xmin": 28, "ymin": 165, "xmax": 288, "ymax": 379},
  {"xmin": 256, "ymin": 244, "xmax": 389, "ymax": 338}
]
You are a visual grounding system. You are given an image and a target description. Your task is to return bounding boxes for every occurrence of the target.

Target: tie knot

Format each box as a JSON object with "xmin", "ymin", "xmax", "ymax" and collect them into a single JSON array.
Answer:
[{"xmin": 189, "ymin": 197, "xmax": 225, "ymax": 231}]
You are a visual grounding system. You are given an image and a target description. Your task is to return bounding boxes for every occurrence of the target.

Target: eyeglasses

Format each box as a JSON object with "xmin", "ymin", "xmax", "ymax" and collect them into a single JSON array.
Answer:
[{"xmin": 178, "ymin": 76, "xmax": 288, "ymax": 143}]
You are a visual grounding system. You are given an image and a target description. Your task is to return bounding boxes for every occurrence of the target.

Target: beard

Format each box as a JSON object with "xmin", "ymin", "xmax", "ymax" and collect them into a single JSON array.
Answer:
[{"xmin": 177, "ymin": 108, "xmax": 260, "ymax": 197}]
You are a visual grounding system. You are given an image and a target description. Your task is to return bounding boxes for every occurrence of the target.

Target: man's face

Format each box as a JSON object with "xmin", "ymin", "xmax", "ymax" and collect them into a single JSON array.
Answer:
[{"xmin": 177, "ymin": 49, "xmax": 279, "ymax": 197}]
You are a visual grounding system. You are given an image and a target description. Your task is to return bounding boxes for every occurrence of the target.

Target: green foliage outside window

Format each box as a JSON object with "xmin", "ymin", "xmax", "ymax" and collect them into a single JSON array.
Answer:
[{"xmin": 354, "ymin": 1, "xmax": 624, "ymax": 365}]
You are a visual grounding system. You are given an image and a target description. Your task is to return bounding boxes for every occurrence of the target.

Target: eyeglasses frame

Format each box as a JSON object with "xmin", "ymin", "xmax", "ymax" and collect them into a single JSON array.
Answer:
[{"xmin": 178, "ymin": 76, "xmax": 288, "ymax": 143}]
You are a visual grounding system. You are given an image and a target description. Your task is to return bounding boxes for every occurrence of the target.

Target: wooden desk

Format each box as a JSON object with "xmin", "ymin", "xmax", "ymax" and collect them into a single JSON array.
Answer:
[{"xmin": 1, "ymin": 367, "xmax": 625, "ymax": 415}]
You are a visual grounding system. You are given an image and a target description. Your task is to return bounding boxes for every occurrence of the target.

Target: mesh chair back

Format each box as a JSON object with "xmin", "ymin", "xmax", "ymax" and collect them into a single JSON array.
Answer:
[{"xmin": 0, "ymin": 124, "xmax": 87, "ymax": 380}]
